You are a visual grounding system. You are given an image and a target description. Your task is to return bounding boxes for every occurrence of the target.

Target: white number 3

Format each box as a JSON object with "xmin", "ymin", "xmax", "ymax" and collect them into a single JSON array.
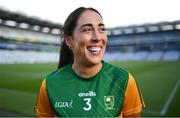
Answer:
[{"xmin": 83, "ymin": 98, "xmax": 91, "ymax": 111}]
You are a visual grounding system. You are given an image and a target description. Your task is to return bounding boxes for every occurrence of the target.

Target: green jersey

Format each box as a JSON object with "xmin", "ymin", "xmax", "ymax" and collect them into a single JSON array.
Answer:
[{"xmin": 46, "ymin": 61, "xmax": 128, "ymax": 117}]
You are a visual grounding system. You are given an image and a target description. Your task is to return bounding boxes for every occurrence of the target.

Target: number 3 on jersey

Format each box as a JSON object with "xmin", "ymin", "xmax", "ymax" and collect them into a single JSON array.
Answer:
[{"xmin": 83, "ymin": 98, "xmax": 91, "ymax": 111}]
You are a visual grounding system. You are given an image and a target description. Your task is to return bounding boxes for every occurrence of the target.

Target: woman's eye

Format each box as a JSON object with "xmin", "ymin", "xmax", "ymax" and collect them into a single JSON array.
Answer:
[
  {"xmin": 99, "ymin": 27, "xmax": 106, "ymax": 32},
  {"xmin": 81, "ymin": 28, "xmax": 92, "ymax": 32}
]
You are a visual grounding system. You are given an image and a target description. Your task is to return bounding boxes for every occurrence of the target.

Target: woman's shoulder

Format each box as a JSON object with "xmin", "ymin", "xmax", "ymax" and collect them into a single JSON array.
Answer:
[
  {"xmin": 102, "ymin": 61, "xmax": 129, "ymax": 84},
  {"xmin": 103, "ymin": 61, "xmax": 129, "ymax": 90},
  {"xmin": 103, "ymin": 61, "xmax": 129, "ymax": 75}
]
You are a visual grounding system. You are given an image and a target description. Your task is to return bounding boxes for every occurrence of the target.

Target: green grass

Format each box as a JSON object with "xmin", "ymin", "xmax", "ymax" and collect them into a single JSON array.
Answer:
[
  {"xmin": 0, "ymin": 61, "xmax": 180, "ymax": 116},
  {"xmin": 0, "ymin": 63, "xmax": 57, "ymax": 115}
]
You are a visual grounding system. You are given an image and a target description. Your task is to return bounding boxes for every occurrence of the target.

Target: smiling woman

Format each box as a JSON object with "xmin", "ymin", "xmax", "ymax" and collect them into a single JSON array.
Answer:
[
  {"xmin": 63, "ymin": 9, "xmax": 107, "ymax": 78},
  {"xmin": 35, "ymin": 7, "xmax": 145, "ymax": 117}
]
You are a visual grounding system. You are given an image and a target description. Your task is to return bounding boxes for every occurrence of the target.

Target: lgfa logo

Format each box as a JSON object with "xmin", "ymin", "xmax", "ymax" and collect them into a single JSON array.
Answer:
[{"xmin": 55, "ymin": 100, "xmax": 73, "ymax": 108}]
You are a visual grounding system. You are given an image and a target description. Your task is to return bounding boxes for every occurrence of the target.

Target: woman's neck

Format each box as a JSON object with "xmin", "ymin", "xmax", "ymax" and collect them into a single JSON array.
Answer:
[{"xmin": 72, "ymin": 62, "xmax": 103, "ymax": 79}]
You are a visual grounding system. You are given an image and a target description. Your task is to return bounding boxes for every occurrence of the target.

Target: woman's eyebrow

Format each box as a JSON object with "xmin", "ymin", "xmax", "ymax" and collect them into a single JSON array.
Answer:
[
  {"xmin": 80, "ymin": 23, "xmax": 92, "ymax": 28},
  {"xmin": 99, "ymin": 23, "xmax": 105, "ymax": 27},
  {"xmin": 80, "ymin": 23, "xmax": 105, "ymax": 28}
]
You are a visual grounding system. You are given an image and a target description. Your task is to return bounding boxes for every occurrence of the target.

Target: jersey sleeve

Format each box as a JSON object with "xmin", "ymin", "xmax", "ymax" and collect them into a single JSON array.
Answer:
[
  {"xmin": 35, "ymin": 79, "xmax": 56, "ymax": 117},
  {"xmin": 121, "ymin": 73, "xmax": 145, "ymax": 116}
]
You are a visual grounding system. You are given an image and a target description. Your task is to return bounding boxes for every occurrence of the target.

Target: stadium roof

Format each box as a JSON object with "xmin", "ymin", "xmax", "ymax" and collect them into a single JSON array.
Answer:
[
  {"xmin": 0, "ymin": 8, "xmax": 62, "ymax": 29},
  {"xmin": 107, "ymin": 20, "xmax": 180, "ymax": 35}
]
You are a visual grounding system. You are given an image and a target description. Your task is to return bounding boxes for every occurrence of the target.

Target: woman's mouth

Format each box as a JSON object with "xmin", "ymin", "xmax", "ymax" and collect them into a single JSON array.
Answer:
[{"xmin": 87, "ymin": 46, "xmax": 102, "ymax": 54}]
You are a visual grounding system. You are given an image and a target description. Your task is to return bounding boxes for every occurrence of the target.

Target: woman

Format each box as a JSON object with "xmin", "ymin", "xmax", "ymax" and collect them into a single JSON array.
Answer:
[{"xmin": 35, "ymin": 7, "xmax": 144, "ymax": 117}]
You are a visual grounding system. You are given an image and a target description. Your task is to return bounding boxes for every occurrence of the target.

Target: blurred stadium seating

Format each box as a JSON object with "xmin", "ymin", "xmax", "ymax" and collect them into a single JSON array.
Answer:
[
  {"xmin": 162, "ymin": 50, "xmax": 180, "ymax": 61},
  {"xmin": 105, "ymin": 20, "xmax": 180, "ymax": 61},
  {"xmin": 146, "ymin": 51, "xmax": 164, "ymax": 61},
  {"xmin": 0, "ymin": 8, "xmax": 61, "ymax": 64},
  {"xmin": 0, "ymin": 8, "xmax": 180, "ymax": 64},
  {"xmin": 0, "ymin": 50, "xmax": 58, "ymax": 64}
]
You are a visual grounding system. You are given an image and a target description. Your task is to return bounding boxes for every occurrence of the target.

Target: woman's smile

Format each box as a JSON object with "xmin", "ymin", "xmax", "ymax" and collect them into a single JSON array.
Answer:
[{"xmin": 87, "ymin": 45, "xmax": 102, "ymax": 55}]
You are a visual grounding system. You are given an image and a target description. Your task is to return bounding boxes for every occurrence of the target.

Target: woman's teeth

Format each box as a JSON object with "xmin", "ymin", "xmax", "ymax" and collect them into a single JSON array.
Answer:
[{"xmin": 88, "ymin": 47, "xmax": 101, "ymax": 52}]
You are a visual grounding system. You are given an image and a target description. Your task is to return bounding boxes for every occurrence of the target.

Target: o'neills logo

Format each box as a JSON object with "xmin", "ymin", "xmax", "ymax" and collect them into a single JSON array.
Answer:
[{"xmin": 78, "ymin": 91, "xmax": 96, "ymax": 97}]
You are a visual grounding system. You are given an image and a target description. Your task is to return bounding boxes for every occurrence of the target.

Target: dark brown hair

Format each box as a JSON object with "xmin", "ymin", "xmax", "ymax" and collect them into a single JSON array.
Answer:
[{"xmin": 58, "ymin": 7, "xmax": 102, "ymax": 68}]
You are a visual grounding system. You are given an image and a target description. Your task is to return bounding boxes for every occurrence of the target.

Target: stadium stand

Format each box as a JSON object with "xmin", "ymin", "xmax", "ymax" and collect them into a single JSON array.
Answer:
[
  {"xmin": 131, "ymin": 51, "xmax": 149, "ymax": 61},
  {"xmin": 162, "ymin": 50, "xmax": 180, "ymax": 61},
  {"xmin": 0, "ymin": 8, "xmax": 61, "ymax": 63},
  {"xmin": 0, "ymin": 8, "xmax": 179, "ymax": 63},
  {"xmin": 106, "ymin": 20, "xmax": 180, "ymax": 61},
  {"xmin": 0, "ymin": 50, "xmax": 59, "ymax": 64},
  {"xmin": 146, "ymin": 51, "xmax": 164, "ymax": 61}
]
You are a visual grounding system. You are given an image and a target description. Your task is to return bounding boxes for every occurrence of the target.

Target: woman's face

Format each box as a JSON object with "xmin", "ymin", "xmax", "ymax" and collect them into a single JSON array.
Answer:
[{"xmin": 66, "ymin": 10, "xmax": 107, "ymax": 67}]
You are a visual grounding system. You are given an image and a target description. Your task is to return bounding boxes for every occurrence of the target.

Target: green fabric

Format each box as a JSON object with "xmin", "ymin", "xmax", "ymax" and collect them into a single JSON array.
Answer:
[{"xmin": 46, "ymin": 61, "xmax": 128, "ymax": 117}]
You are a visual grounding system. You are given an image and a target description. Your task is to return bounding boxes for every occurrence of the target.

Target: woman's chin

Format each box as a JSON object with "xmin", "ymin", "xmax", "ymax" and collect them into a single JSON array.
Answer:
[{"xmin": 86, "ymin": 56, "xmax": 103, "ymax": 66}]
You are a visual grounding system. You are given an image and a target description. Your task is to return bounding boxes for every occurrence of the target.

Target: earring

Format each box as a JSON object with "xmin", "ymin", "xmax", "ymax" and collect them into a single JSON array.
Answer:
[{"xmin": 68, "ymin": 45, "xmax": 72, "ymax": 49}]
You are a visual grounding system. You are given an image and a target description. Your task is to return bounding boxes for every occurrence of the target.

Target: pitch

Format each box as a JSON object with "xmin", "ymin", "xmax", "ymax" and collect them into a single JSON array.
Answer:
[{"xmin": 0, "ymin": 61, "xmax": 179, "ymax": 117}]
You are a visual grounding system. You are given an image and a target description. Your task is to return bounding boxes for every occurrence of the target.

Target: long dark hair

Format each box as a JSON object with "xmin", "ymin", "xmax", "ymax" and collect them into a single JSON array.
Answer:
[{"xmin": 58, "ymin": 7, "xmax": 102, "ymax": 69}]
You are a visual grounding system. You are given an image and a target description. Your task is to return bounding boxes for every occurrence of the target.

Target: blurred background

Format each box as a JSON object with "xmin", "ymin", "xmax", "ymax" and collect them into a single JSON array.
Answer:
[{"xmin": 0, "ymin": 0, "xmax": 179, "ymax": 117}]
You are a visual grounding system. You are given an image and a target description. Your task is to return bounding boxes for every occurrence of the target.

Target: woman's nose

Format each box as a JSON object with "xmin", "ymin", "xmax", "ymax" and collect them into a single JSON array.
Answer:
[{"xmin": 92, "ymin": 30, "xmax": 101, "ymax": 41}]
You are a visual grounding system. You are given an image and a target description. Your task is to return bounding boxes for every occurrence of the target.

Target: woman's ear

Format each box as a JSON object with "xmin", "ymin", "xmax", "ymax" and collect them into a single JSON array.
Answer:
[{"xmin": 64, "ymin": 35, "xmax": 73, "ymax": 49}]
